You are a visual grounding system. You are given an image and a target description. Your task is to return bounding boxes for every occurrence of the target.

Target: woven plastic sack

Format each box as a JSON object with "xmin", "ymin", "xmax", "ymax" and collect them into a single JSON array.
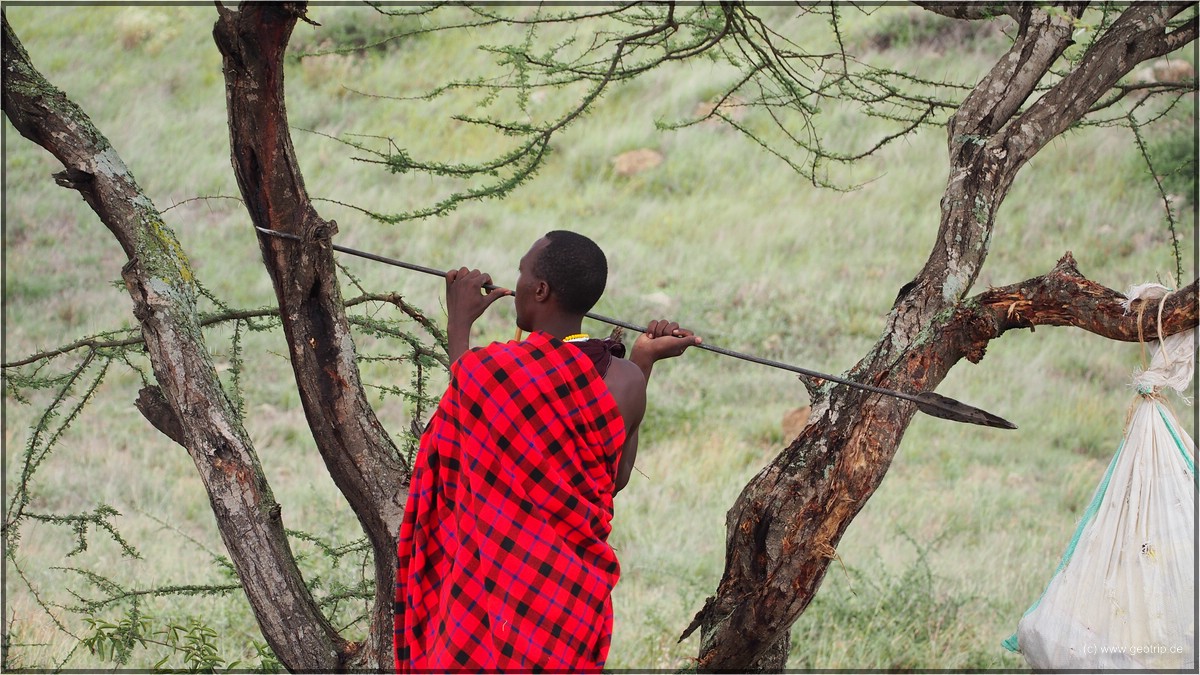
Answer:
[{"xmin": 1002, "ymin": 284, "xmax": 1196, "ymax": 670}]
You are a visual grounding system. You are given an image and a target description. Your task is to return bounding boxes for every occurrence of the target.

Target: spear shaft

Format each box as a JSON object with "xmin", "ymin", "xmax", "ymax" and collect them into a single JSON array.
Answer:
[{"xmin": 255, "ymin": 226, "xmax": 1016, "ymax": 429}]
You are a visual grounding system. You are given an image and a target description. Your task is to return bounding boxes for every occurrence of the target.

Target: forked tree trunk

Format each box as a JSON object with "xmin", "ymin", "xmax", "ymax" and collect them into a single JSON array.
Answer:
[{"xmin": 688, "ymin": 3, "xmax": 1197, "ymax": 670}]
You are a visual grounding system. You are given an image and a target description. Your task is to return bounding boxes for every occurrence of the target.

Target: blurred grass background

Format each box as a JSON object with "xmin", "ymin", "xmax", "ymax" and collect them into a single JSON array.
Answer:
[{"xmin": 2, "ymin": 4, "xmax": 1194, "ymax": 671}]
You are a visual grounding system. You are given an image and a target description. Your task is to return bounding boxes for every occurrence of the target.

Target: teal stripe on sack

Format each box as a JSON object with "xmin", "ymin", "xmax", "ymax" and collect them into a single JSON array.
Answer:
[{"xmin": 1157, "ymin": 403, "xmax": 1195, "ymax": 476}]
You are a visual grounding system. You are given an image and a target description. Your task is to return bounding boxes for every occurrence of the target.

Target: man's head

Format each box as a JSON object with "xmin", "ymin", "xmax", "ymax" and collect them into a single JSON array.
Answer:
[{"xmin": 515, "ymin": 230, "xmax": 607, "ymax": 331}]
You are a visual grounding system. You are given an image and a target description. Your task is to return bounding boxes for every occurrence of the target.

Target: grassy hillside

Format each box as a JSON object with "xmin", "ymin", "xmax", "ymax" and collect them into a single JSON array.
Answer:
[{"xmin": 3, "ymin": 4, "xmax": 1195, "ymax": 671}]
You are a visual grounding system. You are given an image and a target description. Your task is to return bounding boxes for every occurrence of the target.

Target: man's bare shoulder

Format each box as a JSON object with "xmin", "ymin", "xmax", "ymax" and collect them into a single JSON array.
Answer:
[
  {"xmin": 603, "ymin": 355, "xmax": 645, "ymax": 389},
  {"xmin": 602, "ymin": 355, "xmax": 647, "ymax": 430}
]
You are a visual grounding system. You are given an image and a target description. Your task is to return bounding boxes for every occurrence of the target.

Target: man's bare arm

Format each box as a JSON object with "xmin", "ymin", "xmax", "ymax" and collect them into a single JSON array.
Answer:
[
  {"xmin": 612, "ymin": 320, "xmax": 700, "ymax": 494},
  {"xmin": 444, "ymin": 267, "xmax": 511, "ymax": 362},
  {"xmin": 606, "ymin": 357, "xmax": 647, "ymax": 494}
]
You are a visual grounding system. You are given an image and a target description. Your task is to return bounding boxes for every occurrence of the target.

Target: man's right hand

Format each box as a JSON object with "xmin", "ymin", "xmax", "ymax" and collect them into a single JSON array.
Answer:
[{"xmin": 446, "ymin": 267, "xmax": 511, "ymax": 361}]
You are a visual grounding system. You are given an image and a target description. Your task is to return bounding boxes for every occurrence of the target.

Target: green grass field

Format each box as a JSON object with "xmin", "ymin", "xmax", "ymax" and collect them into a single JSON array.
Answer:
[{"xmin": 3, "ymin": 5, "xmax": 1195, "ymax": 671}]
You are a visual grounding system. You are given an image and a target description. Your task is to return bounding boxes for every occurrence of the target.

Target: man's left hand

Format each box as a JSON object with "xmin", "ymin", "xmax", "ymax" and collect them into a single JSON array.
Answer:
[{"xmin": 630, "ymin": 319, "xmax": 700, "ymax": 379}]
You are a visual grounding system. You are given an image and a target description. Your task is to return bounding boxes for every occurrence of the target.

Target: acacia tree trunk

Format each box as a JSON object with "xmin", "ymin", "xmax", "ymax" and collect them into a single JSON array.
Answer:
[
  {"xmin": 2, "ymin": 11, "xmax": 345, "ymax": 671},
  {"xmin": 212, "ymin": 2, "xmax": 409, "ymax": 669},
  {"xmin": 687, "ymin": 3, "xmax": 1197, "ymax": 670}
]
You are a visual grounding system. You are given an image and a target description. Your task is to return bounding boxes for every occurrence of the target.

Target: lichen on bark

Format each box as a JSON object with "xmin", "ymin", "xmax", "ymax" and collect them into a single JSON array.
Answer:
[{"xmin": 134, "ymin": 211, "xmax": 196, "ymax": 288}]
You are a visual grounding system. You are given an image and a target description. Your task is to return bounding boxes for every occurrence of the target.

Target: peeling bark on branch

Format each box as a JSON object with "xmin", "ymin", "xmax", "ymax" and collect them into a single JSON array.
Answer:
[
  {"xmin": 214, "ymin": 3, "xmax": 408, "ymax": 668},
  {"xmin": 3, "ymin": 12, "xmax": 344, "ymax": 670},
  {"xmin": 963, "ymin": 254, "xmax": 1199, "ymax": 353}
]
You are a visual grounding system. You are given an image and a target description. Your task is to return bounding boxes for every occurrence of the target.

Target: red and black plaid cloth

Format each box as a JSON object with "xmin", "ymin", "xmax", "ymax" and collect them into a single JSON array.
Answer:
[{"xmin": 395, "ymin": 331, "xmax": 627, "ymax": 672}]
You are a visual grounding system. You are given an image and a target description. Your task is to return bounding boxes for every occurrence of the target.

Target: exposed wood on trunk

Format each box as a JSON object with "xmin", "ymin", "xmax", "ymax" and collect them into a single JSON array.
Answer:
[
  {"xmin": 2, "ymin": 12, "xmax": 344, "ymax": 670},
  {"xmin": 213, "ymin": 3, "xmax": 409, "ymax": 668}
]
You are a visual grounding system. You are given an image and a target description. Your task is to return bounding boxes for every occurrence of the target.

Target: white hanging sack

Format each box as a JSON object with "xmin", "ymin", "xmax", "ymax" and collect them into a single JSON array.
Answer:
[{"xmin": 1004, "ymin": 283, "xmax": 1196, "ymax": 670}]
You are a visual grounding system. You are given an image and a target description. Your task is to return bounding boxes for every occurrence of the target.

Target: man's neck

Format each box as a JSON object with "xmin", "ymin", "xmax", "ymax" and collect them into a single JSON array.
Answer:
[{"xmin": 532, "ymin": 317, "xmax": 585, "ymax": 342}]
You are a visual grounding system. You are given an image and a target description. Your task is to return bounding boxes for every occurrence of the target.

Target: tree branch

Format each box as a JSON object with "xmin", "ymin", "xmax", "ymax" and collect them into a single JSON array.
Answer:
[
  {"xmin": 1087, "ymin": 81, "xmax": 1196, "ymax": 115},
  {"xmin": 961, "ymin": 253, "xmax": 1198, "ymax": 357},
  {"xmin": 1, "ymin": 293, "xmax": 437, "ymax": 369},
  {"xmin": 948, "ymin": 3, "xmax": 1081, "ymax": 142},
  {"xmin": 1165, "ymin": 13, "xmax": 1199, "ymax": 51},
  {"xmin": 1004, "ymin": 3, "xmax": 1196, "ymax": 164},
  {"xmin": 335, "ymin": 3, "xmax": 752, "ymax": 222},
  {"xmin": 911, "ymin": 2, "xmax": 1015, "ymax": 22}
]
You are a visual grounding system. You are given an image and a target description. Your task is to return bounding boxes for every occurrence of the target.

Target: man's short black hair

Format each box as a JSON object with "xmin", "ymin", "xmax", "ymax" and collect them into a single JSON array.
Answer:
[{"xmin": 534, "ymin": 230, "xmax": 607, "ymax": 315}]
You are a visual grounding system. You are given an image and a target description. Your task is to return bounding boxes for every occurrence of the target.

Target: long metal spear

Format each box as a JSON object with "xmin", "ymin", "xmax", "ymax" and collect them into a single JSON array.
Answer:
[{"xmin": 256, "ymin": 227, "xmax": 1016, "ymax": 429}]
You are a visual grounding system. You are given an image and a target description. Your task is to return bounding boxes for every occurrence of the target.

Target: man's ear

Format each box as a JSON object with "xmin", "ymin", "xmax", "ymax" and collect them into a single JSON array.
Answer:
[{"xmin": 534, "ymin": 280, "xmax": 551, "ymax": 303}]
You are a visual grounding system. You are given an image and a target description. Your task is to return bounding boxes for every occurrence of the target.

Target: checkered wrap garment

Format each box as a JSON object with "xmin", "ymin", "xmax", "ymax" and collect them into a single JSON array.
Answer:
[{"xmin": 395, "ymin": 331, "xmax": 627, "ymax": 672}]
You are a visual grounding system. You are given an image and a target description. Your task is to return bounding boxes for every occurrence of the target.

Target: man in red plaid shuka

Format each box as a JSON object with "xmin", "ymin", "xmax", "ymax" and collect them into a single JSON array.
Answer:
[{"xmin": 395, "ymin": 231, "xmax": 698, "ymax": 672}]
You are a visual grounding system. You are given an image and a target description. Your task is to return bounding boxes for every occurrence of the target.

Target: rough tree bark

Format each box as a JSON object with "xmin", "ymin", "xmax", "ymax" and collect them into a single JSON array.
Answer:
[
  {"xmin": 2, "ymin": 11, "xmax": 345, "ymax": 671},
  {"xmin": 212, "ymin": 2, "xmax": 409, "ymax": 669},
  {"xmin": 686, "ymin": 3, "xmax": 1198, "ymax": 670}
]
